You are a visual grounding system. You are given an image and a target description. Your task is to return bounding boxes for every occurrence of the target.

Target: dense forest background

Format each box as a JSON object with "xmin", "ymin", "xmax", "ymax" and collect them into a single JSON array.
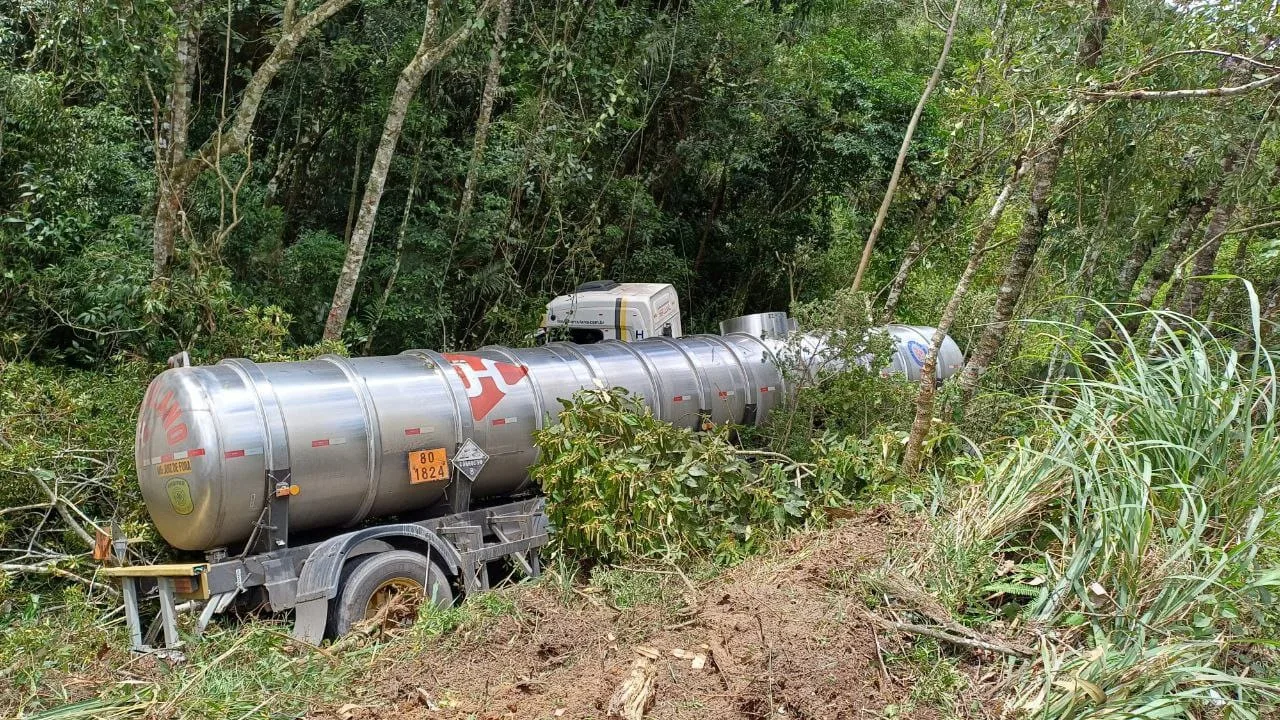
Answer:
[
  {"xmin": 2, "ymin": 0, "xmax": 1277, "ymax": 363},
  {"xmin": 3, "ymin": 0, "xmax": 1280, "ymax": 716}
]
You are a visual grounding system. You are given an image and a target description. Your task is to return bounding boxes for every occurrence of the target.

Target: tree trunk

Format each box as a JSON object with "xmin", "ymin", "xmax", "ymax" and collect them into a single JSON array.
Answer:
[
  {"xmin": 365, "ymin": 137, "xmax": 426, "ymax": 355},
  {"xmin": 151, "ymin": 0, "xmax": 357, "ymax": 277},
  {"xmin": 850, "ymin": 0, "xmax": 964, "ymax": 294},
  {"xmin": 1090, "ymin": 218, "xmax": 1162, "ymax": 342},
  {"xmin": 342, "ymin": 138, "xmax": 366, "ymax": 244},
  {"xmin": 880, "ymin": 225, "xmax": 926, "ymax": 322},
  {"xmin": 152, "ymin": 4, "xmax": 198, "ymax": 275},
  {"xmin": 1119, "ymin": 196, "xmax": 1214, "ymax": 337},
  {"xmin": 1177, "ymin": 147, "xmax": 1246, "ymax": 319},
  {"xmin": 956, "ymin": 136, "xmax": 1065, "ymax": 401},
  {"xmin": 880, "ymin": 163, "xmax": 980, "ymax": 323},
  {"xmin": 323, "ymin": 0, "xmax": 495, "ymax": 342},
  {"xmin": 693, "ymin": 166, "xmax": 729, "ymax": 280},
  {"xmin": 902, "ymin": 161, "xmax": 1026, "ymax": 473},
  {"xmin": 1090, "ymin": 177, "xmax": 1190, "ymax": 341},
  {"xmin": 454, "ymin": 0, "xmax": 514, "ymax": 237},
  {"xmin": 955, "ymin": 0, "xmax": 1112, "ymax": 403}
]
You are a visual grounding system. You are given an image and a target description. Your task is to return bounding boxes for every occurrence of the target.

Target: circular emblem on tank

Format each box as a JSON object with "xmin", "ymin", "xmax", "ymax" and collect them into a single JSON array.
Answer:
[
  {"xmin": 166, "ymin": 478, "xmax": 194, "ymax": 516},
  {"xmin": 906, "ymin": 340, "xmax": 928, "ymax": 368}
]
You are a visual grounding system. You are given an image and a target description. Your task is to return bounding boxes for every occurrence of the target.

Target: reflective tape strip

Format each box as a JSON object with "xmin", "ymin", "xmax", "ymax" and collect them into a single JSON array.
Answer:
[
  {"xmin": 223, "ymin": 447, "xmax": 263, "ymax": 459},
  {"xmin": 672, "ymin": 395, "xmax": 691, "ymax": 402},
  {"xmin": 311, "ymin": 437, "xmax": 347, "ymax": 448},
  {"xmin": 717, "ymin": 390, "xmax": 736, "ymax": 398},
  {"xmin": 403, "ymin": 427, "xmax": 434, "ymax": 436},
  {"xmin": 143, "ymin": 448, "xmax": 206, "ymax": 467},
  {"xmin": 491, "ymin": 417, "xmax": 519, "ymax": 426},
  {"xmin": 759, "ymin": 386, "xmax": 776, "ymax": 393}
]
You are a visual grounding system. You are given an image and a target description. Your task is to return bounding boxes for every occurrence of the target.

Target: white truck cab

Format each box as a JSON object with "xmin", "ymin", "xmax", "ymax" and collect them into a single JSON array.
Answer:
[{"xmin": 541, "ymin": 281, "xmax": 683, "ymax": 343}]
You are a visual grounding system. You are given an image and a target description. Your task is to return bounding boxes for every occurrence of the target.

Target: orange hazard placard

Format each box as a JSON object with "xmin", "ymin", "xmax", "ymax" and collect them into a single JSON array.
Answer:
[{"xmin": 408, "ymin": 448, "xmax": 449, "ymax": 484}]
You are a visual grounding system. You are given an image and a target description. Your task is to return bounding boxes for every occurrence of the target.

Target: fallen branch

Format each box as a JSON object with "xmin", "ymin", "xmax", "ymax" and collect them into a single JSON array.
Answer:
[
  {"xmin": 29, "ymin": 471, "xmax": 98, "ymax": 547},
  {"xmin": 866, "ymin": 612, "xmax": 1034, "ymax": 658},
  {"xmin": 0, "ymin": 562, "xmax": 118, "ymax": 597}
]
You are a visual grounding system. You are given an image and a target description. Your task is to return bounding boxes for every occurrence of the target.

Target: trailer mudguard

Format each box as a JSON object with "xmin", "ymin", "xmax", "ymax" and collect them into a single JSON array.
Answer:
[
  {"xmin": 290, "ymin": 524, "xmax": 463, "ymax": 644},
  {"xmin": 295, "ymin": 524, "xmax": 463, "ymax": 605}
]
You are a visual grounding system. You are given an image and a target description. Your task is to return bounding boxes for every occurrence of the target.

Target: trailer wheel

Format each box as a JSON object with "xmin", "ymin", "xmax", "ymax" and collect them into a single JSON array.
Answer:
[{"xmin": 326, "ymin": 550, "xmax": 453, "ymax": 638}]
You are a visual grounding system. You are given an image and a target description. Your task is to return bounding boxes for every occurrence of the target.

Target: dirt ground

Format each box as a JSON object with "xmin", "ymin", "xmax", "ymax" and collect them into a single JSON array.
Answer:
[{"xmin": 315, "ymin": 508, "xmax": 969, "ymax": 720}]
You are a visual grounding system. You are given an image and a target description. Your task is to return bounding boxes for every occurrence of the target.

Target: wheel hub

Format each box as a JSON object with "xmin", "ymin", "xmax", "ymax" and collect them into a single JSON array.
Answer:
[{"xmin": 365, "ymin": 577, "xmax": 424, "ymax": 622}]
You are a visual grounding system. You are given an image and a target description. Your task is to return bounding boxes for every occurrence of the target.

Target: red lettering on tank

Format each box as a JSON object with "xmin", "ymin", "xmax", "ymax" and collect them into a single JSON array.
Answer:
[
  {"xmin": 166, "ymin": 423, "xmax": 188, "ymax": 445},
  {"xmin": 442, "ymin": 354, "xmax": 529, "ymax": 421},
  {"xmin": 152, "ymin": 388, "xmax": 189, "ymax": 447}
]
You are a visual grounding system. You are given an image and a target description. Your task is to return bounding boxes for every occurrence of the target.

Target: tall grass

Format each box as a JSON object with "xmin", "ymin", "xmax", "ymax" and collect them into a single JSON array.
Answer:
[{"xmin": 907, "ymin": 292, "xmax": 1280, "ymax": 718}]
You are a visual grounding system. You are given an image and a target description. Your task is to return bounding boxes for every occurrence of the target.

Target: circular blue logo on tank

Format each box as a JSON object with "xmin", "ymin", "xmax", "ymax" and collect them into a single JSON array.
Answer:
[{"xmin": 906, "ymin": 340, "xmax": 928, "ymax": 368}]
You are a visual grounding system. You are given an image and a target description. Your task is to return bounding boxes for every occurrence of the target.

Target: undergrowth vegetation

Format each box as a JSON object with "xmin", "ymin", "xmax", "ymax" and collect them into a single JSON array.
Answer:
[
  {"xmin": 879, "ymin": 304, "xmax": 1280, "ymax": 717},
  {"xmin": 533, "ymin": 386, "xmax": 903, "ymax": 566}
]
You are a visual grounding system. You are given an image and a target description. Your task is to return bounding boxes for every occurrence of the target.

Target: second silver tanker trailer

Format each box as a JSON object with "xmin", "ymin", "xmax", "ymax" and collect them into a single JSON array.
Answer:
[{"xmin": 99, "ymin": 282, "xmax": 962, "ymax": 653}]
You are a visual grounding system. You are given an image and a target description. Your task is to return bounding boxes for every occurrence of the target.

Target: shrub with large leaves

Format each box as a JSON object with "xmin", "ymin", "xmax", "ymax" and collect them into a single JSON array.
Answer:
[{"xmin": 532, "ymin": 387, "xmax": 811, "ymax": 565}]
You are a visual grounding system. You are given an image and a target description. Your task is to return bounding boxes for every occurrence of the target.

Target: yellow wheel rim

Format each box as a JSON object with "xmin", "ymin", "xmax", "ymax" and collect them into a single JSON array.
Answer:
[{"xmin": 364, "ymin": 577, "xmax": 424, "ymax": 621}]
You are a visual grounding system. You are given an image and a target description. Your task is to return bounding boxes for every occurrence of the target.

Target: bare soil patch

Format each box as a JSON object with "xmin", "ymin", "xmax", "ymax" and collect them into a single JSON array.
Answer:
[{"xmin": 317, "ymin": 507, "xmax": 950, "ymax": 719}]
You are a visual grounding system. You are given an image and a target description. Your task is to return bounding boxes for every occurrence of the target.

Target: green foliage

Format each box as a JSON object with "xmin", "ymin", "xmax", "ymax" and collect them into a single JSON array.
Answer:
[
  {"xmin": 763, "ymin": 289, "xmax": 917, "ymax": 455},
  {"xmin": 533, "ymin": 385, "xmax": 906, "ymax": 567},
  {"xmin": 0, "ymin": 359, "xmax": 157, "ymax": 602},
  {"xmin": 533, "ymin": 387, "xmax": 804, "ymax": 564},
  {"xmin": 887, "ymin": 306, "xmax": 1280, "ymax": 717}
]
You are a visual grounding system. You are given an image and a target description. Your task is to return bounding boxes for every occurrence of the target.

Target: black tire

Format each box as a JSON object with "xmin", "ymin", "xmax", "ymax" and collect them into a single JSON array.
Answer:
[{"xmin": 325, "ymin": 549, "xmax": 454, "ymax": 638}]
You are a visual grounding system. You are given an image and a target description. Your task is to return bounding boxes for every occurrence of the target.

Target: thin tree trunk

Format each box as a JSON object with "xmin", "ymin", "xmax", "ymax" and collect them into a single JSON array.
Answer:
[
  {"xmin": 1091, "ymin": 217, "xmax": 1162, "ymax": 342},
  {"xmin": 152, "ymin": 0, "xmax": 356, "ymax": 277},
  {"xmin": 880, "ymin": 164, "xmax": 979, "ymax": 323},
  {"xmin": 454, "ymin": 0, "xmax": 514, "ymax": 237},
  {"xmin": 956, "ymin": 136, "xmax": 1065, "ymax": 401},
  {"xmin": 880, "ymin": 225, "xmax": 927, "ymax": 322},
  {"xmin": 1119, "ymin": 196, "xmax": 1214, "ymax": 337},
  {"xmin": 1177, "ymin": 147, "xmax": 1246, "ymax": 319},
  {"xmin": 152, "ymin": 3, "xmax": 198, "ymax": 274},
  {"xmin": 956, "ymin": 0, "xmax": 1113, "ymax": 404},
  {"xmin": 323, "ymin": 0, "xmax": 495, "ymax": 342},
  {"xmin": 902, "ymin": 161, "xmax": 1026, "ymax": 472},
  {"xmin": 850, "ymin": 0, "xmax": 963, "ymax": 294},
  {"xmin": 343, "ymin": 138, "xmax": 366, "ymax": 243},
  {"xmin": 365, "ymin": 137, "xmax": 426, "ymax": 355},
  {"xmin": 693, "ymin": 166, "xmax": 729, "ymax": 279}
]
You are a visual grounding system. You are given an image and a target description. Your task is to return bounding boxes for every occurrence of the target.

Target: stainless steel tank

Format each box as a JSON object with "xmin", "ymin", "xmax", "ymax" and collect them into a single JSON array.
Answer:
[
  {"xmin": 136, "ymin": 322, "xmax": 963, "ymax": 552},
  {"xmin": 725, "ymin": 313, "xmax": 964, "ymax": 383},
  {"xmin": 136, "ymin": 334, "xmax": 787, "ymax": 551},
  {"xmin": 719, "ymin": 312, "xmax": 796, "ymax": 339},
  {"xmin": 881, "ymin": 325, "xmax": 964, "ymax": 382}
]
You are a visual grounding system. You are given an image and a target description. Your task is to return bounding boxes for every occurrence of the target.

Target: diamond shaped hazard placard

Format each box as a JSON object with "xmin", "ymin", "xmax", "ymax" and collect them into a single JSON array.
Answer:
[{"xmin": 451, "ymin": 438, "xmax": 489, "ymax": 481}]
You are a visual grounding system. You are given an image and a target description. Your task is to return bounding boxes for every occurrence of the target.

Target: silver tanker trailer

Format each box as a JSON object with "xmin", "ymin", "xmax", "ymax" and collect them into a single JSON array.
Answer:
[{"xmin": 99, "ymin": 282, "xmax": 962, "ymax": 653}]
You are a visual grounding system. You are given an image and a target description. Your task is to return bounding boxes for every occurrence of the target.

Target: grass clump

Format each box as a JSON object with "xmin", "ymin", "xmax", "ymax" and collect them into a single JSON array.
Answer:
[{"xmin": 883, "ymin": 304, "xmax": 1280, "ymax": 718}]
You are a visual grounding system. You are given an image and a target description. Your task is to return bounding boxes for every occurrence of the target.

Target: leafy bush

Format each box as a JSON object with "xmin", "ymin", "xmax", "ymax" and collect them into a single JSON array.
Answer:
[
  {"xmin": 533, "ymin": 386, "xmax": 902, "ymax": 567},
  {"xmin": 0, "ymin": 359, "xmax": 157, "ymax": 606},
  {"xmin": 761, "ymin": 289, "xmax": 918, "ymax": 456},
  {"xmin": 533, "ymin": 387, "xmax": 802, "ymax": 565}
]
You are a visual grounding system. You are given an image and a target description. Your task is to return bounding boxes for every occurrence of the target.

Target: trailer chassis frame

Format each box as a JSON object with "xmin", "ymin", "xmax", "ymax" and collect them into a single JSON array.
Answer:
[{"xmin": 103, "ymin": 497, "xmax": 548, "ymax": 655}]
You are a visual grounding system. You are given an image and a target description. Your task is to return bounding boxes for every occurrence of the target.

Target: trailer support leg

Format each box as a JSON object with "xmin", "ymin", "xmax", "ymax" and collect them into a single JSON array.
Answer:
[
  {"xmin": 122, "ymin": 576, "xmax": 147, "ymax": 653},
  {"xmin": 157, "ymin": 577, "xmax": 182, "ymax": 649}
]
